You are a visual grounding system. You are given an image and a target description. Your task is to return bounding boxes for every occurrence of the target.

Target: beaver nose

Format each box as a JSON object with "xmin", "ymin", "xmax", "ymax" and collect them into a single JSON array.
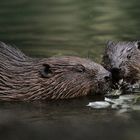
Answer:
[
  {"xmin": 104, "ymin": 74, "xmax": 112, "ymax": 82},
  {"xmin": 111, "ymin": 67, "xmax": 121, "ymax": 82},
  {"xmin": 111, "ymin": 67, "xmax": 121, "ymax": 74}
]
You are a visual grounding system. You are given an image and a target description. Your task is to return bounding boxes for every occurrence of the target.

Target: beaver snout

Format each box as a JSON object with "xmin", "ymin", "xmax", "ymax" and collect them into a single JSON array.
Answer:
[
  {"xmin": 96, "ymin": 72, "xmax": 112, "ymax": 93},
  {"xmin": 111, "ymin": 67, "xmax": 122, "ymax": 82},
  {"xmin": 104, "ymin": 74, "xmax": 112, "ymax": 82},
  {"xmin": 111, "ymin": 67, "xmax": 120, "ymax": 75}
]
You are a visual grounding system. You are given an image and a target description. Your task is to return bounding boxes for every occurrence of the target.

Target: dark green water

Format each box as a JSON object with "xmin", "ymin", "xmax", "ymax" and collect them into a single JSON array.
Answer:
[{"xmin": 0, "ymin": 0, "xmax": 140, "ymax": 140}]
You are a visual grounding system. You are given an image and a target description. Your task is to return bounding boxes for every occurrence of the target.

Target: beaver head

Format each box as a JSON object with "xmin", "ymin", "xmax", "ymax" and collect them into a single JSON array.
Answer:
[
  {"xmin": 103, "ymin": 41, "xmax": 140, "ymax": 85},
  {"xmin": 0, "ymin": 42, "xmax": 111, "ymax": 101}
]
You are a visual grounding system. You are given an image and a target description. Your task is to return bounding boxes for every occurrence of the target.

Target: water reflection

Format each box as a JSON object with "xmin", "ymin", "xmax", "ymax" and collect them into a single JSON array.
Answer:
[{"xmin": 0, "ymin": 98, "xmax": 140, "ymax": 140}]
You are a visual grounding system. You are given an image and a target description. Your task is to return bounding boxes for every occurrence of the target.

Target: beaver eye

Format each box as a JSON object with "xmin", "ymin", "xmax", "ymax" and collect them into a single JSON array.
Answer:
[
  {"xmin": 136, "ymin": 41, "xmax": 140, "ymax": 50},
  {"xmin": 40, "ymin": 64, "xmax": 52, "ymax": 78},
  {"xmin": 73, "ymin": 64, "xmax": 85, "ymax": 73},
  {"xmin": 127, "ymin": 54, "xmax": 131, "ymax": 59}
]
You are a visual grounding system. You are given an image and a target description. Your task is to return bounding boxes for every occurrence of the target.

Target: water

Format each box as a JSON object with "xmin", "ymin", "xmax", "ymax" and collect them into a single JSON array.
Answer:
[
  {"xmin": 0, "ymin": 0, "xmax": 140, "ymax": 139},
  {"xmin": 1, "ymin": 98, "xmax": 140, "ymax": 140}
]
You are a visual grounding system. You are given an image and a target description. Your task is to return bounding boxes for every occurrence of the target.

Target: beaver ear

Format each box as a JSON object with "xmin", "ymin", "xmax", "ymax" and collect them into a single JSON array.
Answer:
[
  {"xmin": 40, "ymin": 64, "xmax": 53, "ymax": 78},
  {"xmin": 136, "ymin": 41, "xmax": 140, "ymax": 50},
  {"xmin": 106, "ymin": 41, "xmax": 116, "ymax": 47}
]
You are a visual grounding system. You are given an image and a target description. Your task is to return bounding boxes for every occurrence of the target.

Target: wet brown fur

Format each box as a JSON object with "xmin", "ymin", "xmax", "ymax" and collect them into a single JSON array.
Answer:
[
  {"xmin": 0, "ymin": 42, "xmax": 111, "ymax": 101},
  {"xmin": 102, "ymin": 41, "xmax": 140, "ymax": 84}
]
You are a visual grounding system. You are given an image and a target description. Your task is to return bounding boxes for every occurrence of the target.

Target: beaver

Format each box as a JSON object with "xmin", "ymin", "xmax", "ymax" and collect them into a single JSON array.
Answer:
[
  {"xmin": 0, "ymin": 42, "xmax": 111, "ymax": 101},
  {"xmin": 102, "ymin": 41, "xmax": 140, "ymax": 86}
]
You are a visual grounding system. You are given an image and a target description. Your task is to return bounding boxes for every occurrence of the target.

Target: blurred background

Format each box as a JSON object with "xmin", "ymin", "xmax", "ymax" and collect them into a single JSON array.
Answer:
[
  {"xmin": 0, "ymin": 0, "xmax": 140, "ymax": 60},
  {"xmin": 0, "ymin": 0, "xmax": 140, "ymax": 140}
]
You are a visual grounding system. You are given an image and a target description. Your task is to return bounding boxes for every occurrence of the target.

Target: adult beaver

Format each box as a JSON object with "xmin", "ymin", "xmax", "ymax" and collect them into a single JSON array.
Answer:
[
  {"xmin": 102, "ymin": 41, "xmax": 140, "ymax": 86},
  {"xmin": 0, "ymin": 42, "xmax": 111, "ymax": 101}
]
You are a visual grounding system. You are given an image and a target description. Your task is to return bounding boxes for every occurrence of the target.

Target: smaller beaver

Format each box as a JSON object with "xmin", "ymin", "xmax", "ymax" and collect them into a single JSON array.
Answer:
[
  {"xmin": 0, "ymin": 42, "xmax": 111, "ymax": 101},
  {"xmin": 102, "ymin": 41, "xmax": 140, "ymax": 87}
]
